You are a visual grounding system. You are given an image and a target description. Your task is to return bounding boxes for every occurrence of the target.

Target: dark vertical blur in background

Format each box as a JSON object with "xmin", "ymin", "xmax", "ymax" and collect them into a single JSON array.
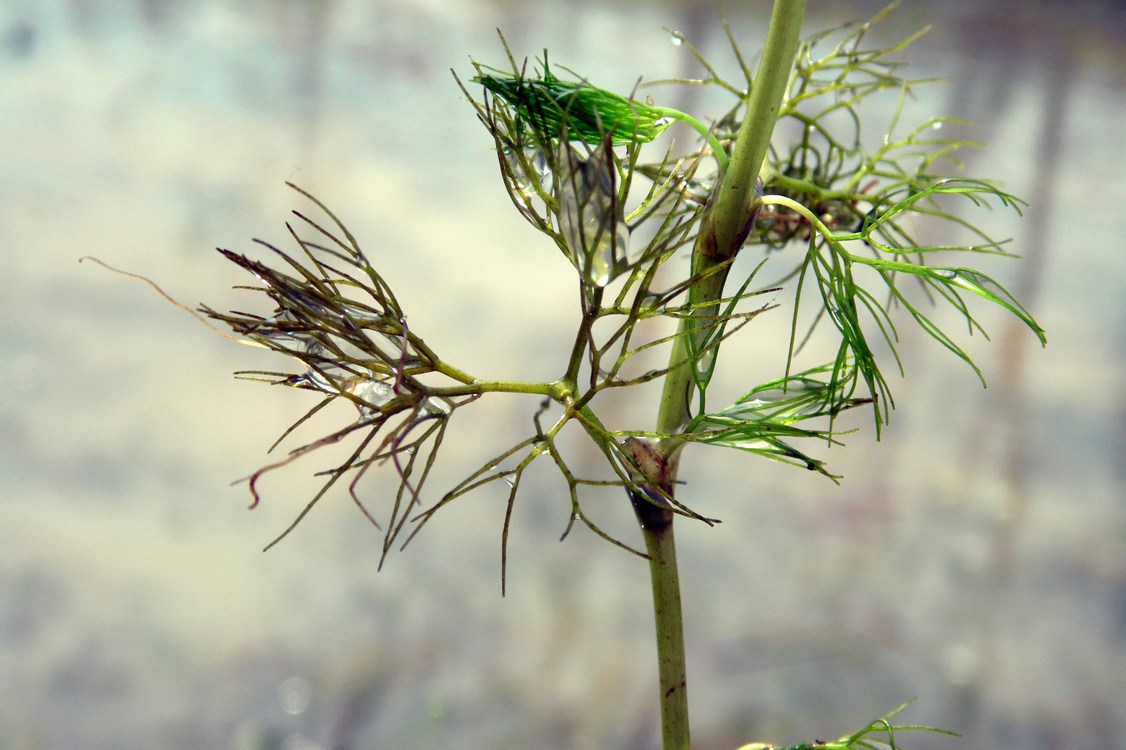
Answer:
[{"xmin": 1, "ymin": 1, "xmax": 1123, "ymax": 748}]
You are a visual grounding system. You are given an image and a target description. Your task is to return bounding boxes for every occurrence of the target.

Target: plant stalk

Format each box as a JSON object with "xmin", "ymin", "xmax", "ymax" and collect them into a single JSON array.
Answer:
[
  {"xmin": 632, "ymin": 491, "xmax": 688, "ymax": 750},
  {"xmin": 657, "ymin": 0, "xmax": 807, "ymax": 438},
  {"xmin": 642, "ymin": 3, "xmax": 807, "ymax": 748}
]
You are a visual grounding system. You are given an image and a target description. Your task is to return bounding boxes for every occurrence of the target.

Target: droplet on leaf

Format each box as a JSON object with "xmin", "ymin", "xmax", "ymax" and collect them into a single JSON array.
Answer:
[{"xmin": 556, "ymin": 139, "xmax": 629, "ymax": 286}]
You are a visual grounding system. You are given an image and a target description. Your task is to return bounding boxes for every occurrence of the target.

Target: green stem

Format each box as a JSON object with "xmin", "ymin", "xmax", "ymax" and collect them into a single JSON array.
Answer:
[
  {"xmin": 633, "ymin": 494, "xmax": 689, "ymax": 750},
  {"xmin": 702, "ymin": 0, "xmax": 804, "ymax": 259},
  {"xmin": 766, "ymin": 170, "xmax": 862, "ymax": 202},
  {"xmin": 651, "ymin": 106, "xmax": 730, "ymax": 173},
  {"xmin": 644, "ymin": 4, "xmax": 808, "ymax": 749},
  {"xmin": 657, "ymin": 0, "xmax": 807, "ymax": 437},
  {"xmin": 427, "ymin": 380, "xmax": 559, "ymax": 398}
]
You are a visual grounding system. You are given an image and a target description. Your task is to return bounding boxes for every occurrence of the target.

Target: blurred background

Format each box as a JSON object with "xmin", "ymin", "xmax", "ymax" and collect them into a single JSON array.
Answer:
[{"xmin": 1, "ymin": 1, "xmax": 1123, "ymax": 748}]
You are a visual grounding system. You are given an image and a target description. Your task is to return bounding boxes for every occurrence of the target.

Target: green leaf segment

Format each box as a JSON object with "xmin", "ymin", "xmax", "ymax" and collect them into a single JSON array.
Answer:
[{"xmin": 475, "ymin": 60, "xmax": 731, "ymax": 172}]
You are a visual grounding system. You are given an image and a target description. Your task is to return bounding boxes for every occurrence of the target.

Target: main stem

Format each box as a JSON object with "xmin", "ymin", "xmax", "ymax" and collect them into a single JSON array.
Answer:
[
  {"xmin": 641, "ymin": 3, "xmax": 807, "ymax": 748},
  {"xmin": 631, "ymin": 489, "xmax": 687, "ymax": 750}
]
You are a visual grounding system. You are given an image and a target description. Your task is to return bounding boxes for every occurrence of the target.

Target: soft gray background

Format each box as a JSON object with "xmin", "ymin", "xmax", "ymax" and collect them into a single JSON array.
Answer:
[{"xmin": 1, "ymin": 1, "xmax": 1123, "ymax": 749}]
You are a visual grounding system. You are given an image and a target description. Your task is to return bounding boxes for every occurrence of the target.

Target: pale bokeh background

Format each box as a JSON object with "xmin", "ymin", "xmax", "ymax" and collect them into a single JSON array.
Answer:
[{"xmin": 1, "ymin": 1, "xmax": 1123, "ymax": 749}]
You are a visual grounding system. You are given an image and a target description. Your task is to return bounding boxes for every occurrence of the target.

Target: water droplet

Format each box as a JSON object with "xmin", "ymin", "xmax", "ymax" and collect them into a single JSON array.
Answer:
[
  {"xmin": 935, "ymin": 268, "xmax": 958, "ymax": 280},
  {"xmin": 530, "ymin": 148, "xmax": 551, "ymax": 183},
  {"xmin": 302, "ymin": 366, "xmax": 336, "ymax": 392},
  {"xmin": 505, "ymin": 146, "xmax": 552, "ymax": 199},
  {"xmin": 301, "ymin": 337, "xmax": 325, "ymax": 357},
  {"xmin": 670, "ymin": 31, "xmax": 684, "ymax": 47},
  {"xmin": 931, "ymin": 121, "xmax": 943, "ymax": 130},
  {"xmin": 278, "ymin": 676, "xmax": 312, "ymax": 715},
  {"xmin": 502, "ymin": 475, "xmax": 516, "ymax": 488},
  {"xmin": 350, "ymin": 378, "xmax": 395, "ymax": 411},
  {"xmin": 341, "ymin": 303, "xmax": 387, "ymax": 326},
  {"xmin": 556, "ymin": 141, "xmax": 629, "ymax": 286},
  {"xmin": 422, "ymin": 396, "xmax": 454, "ymax": 417},
  {"xmin": 691, "ymin": 335, "xmax": 716, "ymax": 375}
]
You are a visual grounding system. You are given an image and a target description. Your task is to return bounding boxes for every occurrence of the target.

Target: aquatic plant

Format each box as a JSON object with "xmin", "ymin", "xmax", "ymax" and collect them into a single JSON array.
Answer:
[{"xmin": 91, "ymin": 2, "xmax": 1044, "ymax": 747}]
